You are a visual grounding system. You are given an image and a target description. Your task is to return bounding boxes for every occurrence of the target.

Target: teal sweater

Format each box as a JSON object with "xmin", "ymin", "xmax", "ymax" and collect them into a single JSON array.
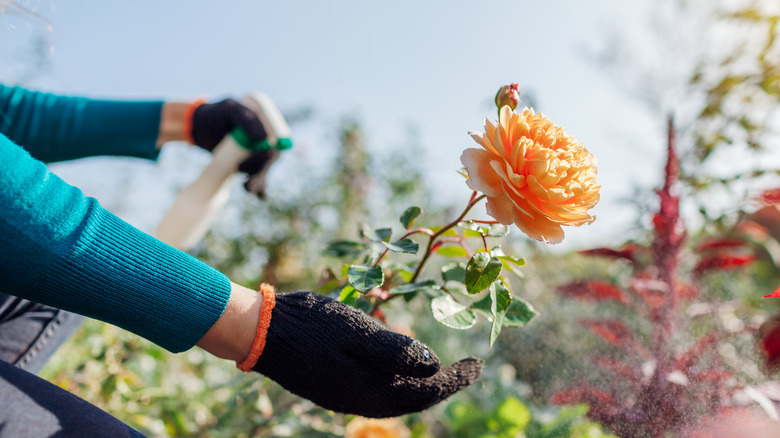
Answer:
[{"xmin": 0, "ymin": 85, "xmax": 231, "ymax": 353}]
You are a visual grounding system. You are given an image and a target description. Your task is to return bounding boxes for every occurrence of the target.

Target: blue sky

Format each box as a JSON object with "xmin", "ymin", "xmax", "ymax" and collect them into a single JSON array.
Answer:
[{"xmin": 2, "ymin": 0, "xmax": 666, "ymax": 249}]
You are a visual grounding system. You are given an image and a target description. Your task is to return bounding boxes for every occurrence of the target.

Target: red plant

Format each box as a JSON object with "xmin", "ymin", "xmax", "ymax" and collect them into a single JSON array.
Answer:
[{"xmin": 551, "ymin": 117, "xmax": 760, "ymax": 437}]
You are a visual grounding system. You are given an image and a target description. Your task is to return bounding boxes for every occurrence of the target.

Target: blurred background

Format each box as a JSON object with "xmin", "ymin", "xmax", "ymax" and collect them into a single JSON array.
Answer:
[
  {"xmin": 2, "ymin": 0, "xmax": 671, "ymax": 249},
  {"xmin": 3, "ymin": 0, "xmax": 780, "ymax": 437}
]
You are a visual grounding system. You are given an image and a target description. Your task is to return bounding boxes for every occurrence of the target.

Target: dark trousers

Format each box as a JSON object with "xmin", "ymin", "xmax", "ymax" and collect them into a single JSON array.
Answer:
[{"xmin": 0, "ymin": 293, "xmax": 145, "ymax": 437}]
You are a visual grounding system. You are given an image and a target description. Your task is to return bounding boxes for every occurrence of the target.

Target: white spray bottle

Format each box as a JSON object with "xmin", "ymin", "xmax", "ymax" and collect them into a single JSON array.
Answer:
[{"xmin": 155, "ymin": 93, "xmax": 292, "ymax": 250}]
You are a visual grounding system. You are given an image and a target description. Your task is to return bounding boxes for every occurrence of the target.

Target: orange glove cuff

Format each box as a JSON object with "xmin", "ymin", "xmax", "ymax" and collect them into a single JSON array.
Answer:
[
  {"xmin": 182, "ymin": 98, "xmax": 206, "ymax": 145},
  {"xmin": 236, "ymin": 283, "xmax": 276, "ymax": 372}
]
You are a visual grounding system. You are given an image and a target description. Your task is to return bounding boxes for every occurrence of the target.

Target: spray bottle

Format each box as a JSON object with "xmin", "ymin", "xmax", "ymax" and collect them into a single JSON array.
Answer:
[{"xmin": 155, "ymin": 93, "xmax": 291, "ymax": 250}]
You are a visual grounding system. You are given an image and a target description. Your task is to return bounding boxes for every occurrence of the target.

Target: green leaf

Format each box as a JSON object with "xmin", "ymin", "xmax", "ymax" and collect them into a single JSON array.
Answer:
[
  {"xmin": 389, "ymin": 280, "xmax": 438, "ymax": 295},
  {"xmin": 457, "ymin": 220, "xmax": 482, "ymax": 232},
  {"xmin": 400, "ymin": 206, "xmax": 422, "ymax": 230},
  {"xmin": 489, "ymin": 246, "xmax": 506, "ymax": 257},
  {"xmin": 504, "ymin": 296, "xmax": 538, "ymax": 327},
  {"xmin": 347, "ymin": 265, "xmax": 385, "ymax": 292},
  {"xmin": 498, "ymin": 255, "xmax": 526, "ymax": 268},
  {"xmin": 356, "ymin": 299, "xmax": 371, "ymax": 314},
  {"xmin": 429, "ymin": 226, "xmax": 459, "ymax": 237},
  {"xmin": 472, "ymin": 294, "xmax": 492, "ymax": 313},
  {"xmin": 465, "ymin": 253, "xmax": 502, "ymax": 294},
  {"xmin": 339, "ymin": 285, "xmax": 358, "ymax": 306},
  {"xmin": 499, "ymin": 255, "xmax": 526, "ymax": 278},
  {"xmin": 431, "ymin": 295, "xmax": 477, "ymax": 329},
  {"xmin": 441, "ymin": 262, "xmax": 466, "ymax": 283},
  {"xmin": 457, "ymin": 221, "xmax": 510, "ymax": 238},
  {"xmin": 486, "ymin": 223, "xmax": 509, "ymax": 237},
  {"xmin": 316, "ymin": 278, "xmax": 342, "ymax": 294},
  {"xmin": 381, "ymin": 238, "xmax": 419, "ymax": 254},
  {"xmin": 489, "ymin": 280, "xmax": 512, "ymax": 348},
  {"xmin": 323, "ymin": 240, "xmax": 367, "ymax": 258},
  {"xmin": 435, "ymin": 245, "xmax": 469, "ymax": 258},
  {"xmin": 362, "ymin": 226, "xmax": 392, "ymax": 243}
]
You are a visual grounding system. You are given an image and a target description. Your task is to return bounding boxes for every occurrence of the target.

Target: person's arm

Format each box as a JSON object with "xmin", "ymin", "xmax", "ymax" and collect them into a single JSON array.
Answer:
[
  {"xmin": 157, "ymin": 102, "xmax": 189, "ymax": 147},
  {"xmin": 197, "ymin": 281, "xmax": 261, "ymax": 361},
  {"xmin": 0, "ymin": 133, "xmax": 231, "ymax": 351},
  {"xmin": 0, "ymin": 84, "xmax": 281, "ymax": 197},
  {"xmin": 0, "ymin": 84, "xmax": 164, "ymax": 162},
  {"xmin": 0, "ymin": 132, "xmax": 482, "ymax": 418}
]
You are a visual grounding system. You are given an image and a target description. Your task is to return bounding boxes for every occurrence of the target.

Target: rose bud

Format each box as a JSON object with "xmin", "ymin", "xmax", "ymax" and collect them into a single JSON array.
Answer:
[{"xmin": 495, "ymin": 83, "xmax": 521, "ymax": 111}]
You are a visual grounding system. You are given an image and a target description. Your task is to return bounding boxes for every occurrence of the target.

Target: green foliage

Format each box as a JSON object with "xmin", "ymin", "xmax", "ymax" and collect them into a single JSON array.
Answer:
[
  {"xmin": 322, "ymin": 196, "xmax": 539, "ymax": 348},
  {"xmin": 465, "ymin": 252, "xmax": 503, "ymax": 295},
  {"xmin": 431, "ymin": 295, "xmax": 477, "ymax": 329},
  {"xmin": 400, "ymin": 206, "xmax": 422, "ymax": 230},
  {"xmin": 443, "ymin": 395, "xmax": 617, "ymax": 438},
  {"xmin": 347, "ymin": 264, "xmax": 384, "ymax": 292},
  {"xmin": 381, "ymin": 238, "xmax": 419, "ymax": 254}
]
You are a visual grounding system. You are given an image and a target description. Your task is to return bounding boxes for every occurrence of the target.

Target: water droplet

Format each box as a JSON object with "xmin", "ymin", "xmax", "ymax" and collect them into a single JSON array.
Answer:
[{"xmin": 423, "ymin": 350, "xmax": 431, "ymax": 361}]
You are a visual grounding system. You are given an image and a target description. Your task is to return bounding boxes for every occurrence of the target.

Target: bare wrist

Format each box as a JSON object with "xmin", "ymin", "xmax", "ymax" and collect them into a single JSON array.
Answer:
[
  {"xmin": 196, "ymin": 282, "xmax": 262, "ymax": 362},
  {"xmin": 156, "ymin": 102, "xmax": 190, "ymax": 148}
]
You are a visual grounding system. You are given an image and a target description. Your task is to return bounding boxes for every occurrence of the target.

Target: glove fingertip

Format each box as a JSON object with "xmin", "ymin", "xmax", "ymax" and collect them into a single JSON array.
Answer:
[{"xmin": 452, "ymin": 356, "xmax": 485, "ymax": 382}]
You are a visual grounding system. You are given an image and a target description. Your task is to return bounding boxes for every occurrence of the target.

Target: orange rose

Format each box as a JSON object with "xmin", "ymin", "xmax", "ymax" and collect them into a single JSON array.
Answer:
[
  {"xmin": 461, "ymin": 106, "xmax": 600, "ymax": 244},
  {"xmin": 344, "ymin": 417, "xmax": 411, "ymax": 438}
]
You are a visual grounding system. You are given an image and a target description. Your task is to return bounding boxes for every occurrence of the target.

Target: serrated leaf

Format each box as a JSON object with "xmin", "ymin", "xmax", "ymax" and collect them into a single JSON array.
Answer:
[
  {"xmin": 486, "ymin": 224, "xmax": 509, "ymax": 237},
  {"xmin": 323, "ymin": 240, "xmax": 368, "ymax": 258},
  {"xmin": 435, "ymin": 245, "xmax": 469, "ymax": 258},
  {"xmin": 504, "ymin": 297, "xmax": 538, "ymax": 327},
  {"xmin": 347, "ymin": 265, "xmax": 385, "ymax": 292},
  {"xmin": 457, "ymin": 221, "xmax": 509, "ymax": 238},
  {"xmin": 339, "ymin": 285, "xmax": 358, "ymax": 306},
  {"xmin": 489, "ymin": 246, "xmax": 506, "ymax": 257},
  {"xmin": 465, "ymin": 253, "xmax": 502, "ymax": 294},
  {"xmin": 431, "ymin": 295, "xmax": 477, "ymax": 329},
  {"xmin": 381, "ymin": 238, "xmax": 419, "ymax": 254},
  {"xmin": 457, "ymin": 220, "xmax": 482, "ymax": 232},
  {"xmin": 498, "ymin": 255, "xmax": 526, "ymax": 267},
  {"xmin": 362, "ymin": 226, "xmax": 393, "ymax": 243},
  {"xmin": 499, "ymin": 255, "xmax": 526, "ymax": 278},
  {"xmin": 489, "ymin": 280, "xmax": 512, "ymax": 348},
  {"xmin": 441, "ymin": 262, "xmax": 466, "ymax": 283},
  {"xmin": 389, "ymin": 280, "xmax": 438, "ymax": 295},
  {"xmin": 400, "ymin": 206, "xmax": 422, "ymax": 230}
]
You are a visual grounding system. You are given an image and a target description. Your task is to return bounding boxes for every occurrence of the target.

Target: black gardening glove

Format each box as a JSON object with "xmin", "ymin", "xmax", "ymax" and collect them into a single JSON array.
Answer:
[
  {"xmin": 191, "ymin": 98, "xmax": 280, "ymax": 198},
  {"xmin": 253, "ymin": 291, "xmax": 483, "ymax": 418}
]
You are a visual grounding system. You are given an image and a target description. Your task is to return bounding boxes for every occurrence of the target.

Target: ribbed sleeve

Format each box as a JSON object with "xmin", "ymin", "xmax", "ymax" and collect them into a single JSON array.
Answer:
[
  {"xmin": 0, "ymin": 84, "xmax": 163, "ymax": 163},
  {"xmin": 0, "ymin": 134, "xmax": 231, "ymax": 352}
]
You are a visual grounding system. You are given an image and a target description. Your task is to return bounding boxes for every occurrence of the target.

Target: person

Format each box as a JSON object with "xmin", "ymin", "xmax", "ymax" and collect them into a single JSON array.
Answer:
[{"xmin": 0, "ymin": 84, "xmax": 483, "ymax": 436}]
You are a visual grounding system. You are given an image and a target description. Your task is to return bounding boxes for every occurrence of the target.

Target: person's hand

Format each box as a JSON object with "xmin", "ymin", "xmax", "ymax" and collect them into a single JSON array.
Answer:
[
  {"xmin": 190, "ymin": 98, "xmax": 280, "ymax": 198},
  {"xmin": 247, "ymin": 290, "xmax": 484, "ymax": 418}
]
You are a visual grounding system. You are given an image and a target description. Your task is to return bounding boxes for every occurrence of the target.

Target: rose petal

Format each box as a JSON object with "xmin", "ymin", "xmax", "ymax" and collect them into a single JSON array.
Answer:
[{"xmin": 461, "ymin": 149, "xmax": 504, "ymax": 197}]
